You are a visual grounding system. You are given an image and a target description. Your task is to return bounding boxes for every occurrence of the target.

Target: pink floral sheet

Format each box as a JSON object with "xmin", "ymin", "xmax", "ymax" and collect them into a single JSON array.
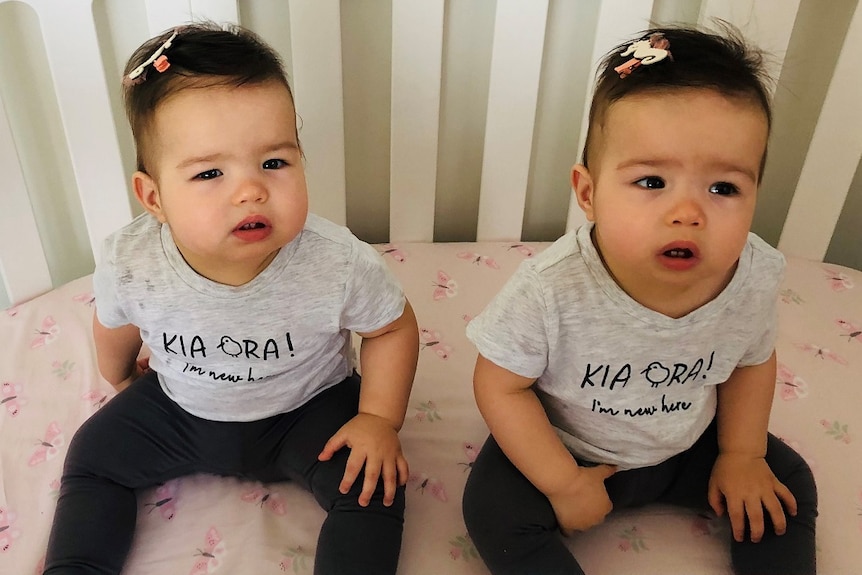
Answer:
[{"xmin": 1, "ymin": 241, "xmax": 860, "ymax": 574}]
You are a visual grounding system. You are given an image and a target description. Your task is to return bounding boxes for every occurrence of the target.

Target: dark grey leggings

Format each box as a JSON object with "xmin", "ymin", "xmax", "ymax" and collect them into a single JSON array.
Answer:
[
  {"xmin": 44, "ymin": 371, "xmax": 404, "ymax": 575},
  {"xmin": 463, "ymin": 421, "xmax": 817, "ymax": 575}
]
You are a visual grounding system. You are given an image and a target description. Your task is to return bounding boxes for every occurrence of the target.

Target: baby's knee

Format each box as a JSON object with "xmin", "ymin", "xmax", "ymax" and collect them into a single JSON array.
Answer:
[
  {"xmin": 311, "ymin": 459, "xmax": 406, "ymax": 517},
  {"xmin": 462, "ymin": 471, "xmax": 498, "ymax": 532},
  {"xmin": 789, "ymin": 461, "xmax": 818, "ymax": 524},
  {"xmin": 780, "ymin": 454, "xmax": 817, "ymax": 509},
  {"xmin": 462, "ymin": 471, "xmax": 535, "ymax": 546},
  {"xmin": 61, "ymin": 417, "xmax": 113, "ymax": 475},
  {"xmin": 767, "ymin": 437, "xmax": 818, "ymax": 510}
]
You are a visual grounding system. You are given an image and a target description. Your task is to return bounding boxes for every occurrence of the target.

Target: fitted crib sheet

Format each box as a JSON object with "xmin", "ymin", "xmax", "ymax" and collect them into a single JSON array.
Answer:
[{"xmin": 2, "ymin": 241, "xmax": 861, "ymax": 574}]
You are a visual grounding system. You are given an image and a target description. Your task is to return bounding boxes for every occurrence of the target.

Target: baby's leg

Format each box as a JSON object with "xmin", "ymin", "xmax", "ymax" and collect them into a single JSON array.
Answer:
[
  {"xmin": 259, "ymin": 374, "xmax": 405, "ymax": 575},
  {"xmin": 44, "ymin": 371, "xmax": 242, "ymax": 575},
  {"xmin": 730, "ymin": 434, "xmax": 817, "ymax": 575},
  {"xmin": 462, "ymin": 435, "xmax": 585, "ymax": 575},
  {"xmin": 658, "ymin": 422, "xmax": 817, "ymax": 575}
]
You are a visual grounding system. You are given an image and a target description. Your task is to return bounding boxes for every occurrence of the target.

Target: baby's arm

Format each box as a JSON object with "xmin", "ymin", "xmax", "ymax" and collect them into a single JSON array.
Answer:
[
  {"xmin": 92, "ymin": 312, "xmax": 143, "ymax": 392},
  {"xmin": 318, "ymin": 301, "xmax": 419, "ymax": 507},
  {"xmin": 709, "ymin": 350, "xmax": 797, "ymax": 543},
  {"xmin": 474, "ymin": 354, "xmax": 616, "ymax": 535}
]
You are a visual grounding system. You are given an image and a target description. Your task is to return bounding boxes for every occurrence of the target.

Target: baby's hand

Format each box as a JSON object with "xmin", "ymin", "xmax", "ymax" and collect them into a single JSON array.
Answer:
[
  {"xmin": 708, "ymin": 452, "xmax": 798, "ymax": 543},
  {"xmin": 547, "ymin": 464, "xmax": 616, "ymax": 536},
  {"xmin": 318, "ymin": 413, "xmax": 409, "ymax": 507},
  {"xmin": 115, "ymin": 356, "xmax": 151, "ymax": 393}
]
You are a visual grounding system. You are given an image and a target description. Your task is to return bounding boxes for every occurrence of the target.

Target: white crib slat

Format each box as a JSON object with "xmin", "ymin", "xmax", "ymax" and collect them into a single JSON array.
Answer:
[
  {"xmin": 476, "ymin": 0, "xmax": 548, "ymax": 241},
  {"xmin": 143, "ymin": 0, "xmax": 193, "ymax": 34},
  {"xmin": 190, "ymin": 0, "xmax": 239, "ymax": 25},
  {"xmin": 699, "ymin": 0, "xmax": 800, "ymax": 90},
  {"xmin": 778, "ymin": 3, "xmax": 862, "ymax": 261},
  {"xmin": 0, "ymin": 92, "xmax": 52, "ymax": 305},
  {"xmin": 565, "ymin": 0, "xmax": 655, "ymax": 234},
  {"xmin": 34, "ymin": 0, "xmax": 132, "ymax": 264},
  {"xmin": 144, "ymin": 0, "xmax": 238, "ymax": 34},
  {"xmin": 389, "ymin": 0, "xmax": 444, "ymax": 243},
  {"xmin": 287, "ymin": 0, "xmax": 347, "ymax": 226}
]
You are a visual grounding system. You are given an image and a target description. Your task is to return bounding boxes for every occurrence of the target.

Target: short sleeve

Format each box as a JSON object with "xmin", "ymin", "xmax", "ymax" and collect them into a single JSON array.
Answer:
[
  {"xmin": 738, "ymin": 246, "xmax": 785, "ymax": 367},
  {"xmin": 466, "ymin": 263, "xmax": 549, "ymax": 379},
  {"xmin": 340, "ymin": 239, "xmax": 405, "ymax": 333},
  {"xmin": 91, "ymin": 240, "xmax": 130, "ymax": 328},
  {"xmin": 738, "ymin": 295, "xmax": 779, "ymax": 367}
]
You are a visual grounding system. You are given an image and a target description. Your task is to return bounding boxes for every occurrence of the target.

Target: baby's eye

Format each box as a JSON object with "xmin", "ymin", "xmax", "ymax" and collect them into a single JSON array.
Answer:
[
  {"xmin": 634, "ymin": 176, "xmax": 665, "ymax": 189},
  {"xmin": 709, "ymin": 182, "xmax": 739, "ymax": 196},
  {"xmin": 194, "ymin": 169, "xmax": 222, "ymax": 180},
  {"xmin": 263, "ymin": 159, "xmax": 288, "ymax": 170}
]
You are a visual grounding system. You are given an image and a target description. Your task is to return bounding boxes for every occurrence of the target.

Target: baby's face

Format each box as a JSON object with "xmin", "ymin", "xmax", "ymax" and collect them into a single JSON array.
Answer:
[
  {"xmin": 574, "ymin": 88, "xmax": 768, "ymax": 317},
  {"xmin": 136, "ymin": 80, "xmax": 308, "ymax": 286}
]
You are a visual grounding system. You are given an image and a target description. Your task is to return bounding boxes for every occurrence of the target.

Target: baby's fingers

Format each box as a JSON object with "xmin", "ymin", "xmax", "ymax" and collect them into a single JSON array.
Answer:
[
  {"xmin": 397, "ymin": 454, "xmax": 410, "ymax": 486},
  {"xmin": 762, "ymin": 493, "xmax": 788, "ymax": 538},
  {"xmin": 765, "ymin": 480, "xmax": 796, "ymax": 536},
  {"xmin": 358, "ymin": 455, "xmax": 380, "ymax": 507},
  {"xmin": 318, "ymin": 433, "xmax": 347, "ymax": 462},
  {"xmin": 775, "ymin": 481, "xmax": 797, "ymax": 517},
  {"xmin": 340, "ymin": 449, "xmax": 367, "ymax": 497},
  {"xmin": 380, "ymin": 459, "xmax": 399, "ymax": 507},
  {"xmin": 708, "ymin": 484, "xmax": 725, "ymax": 517},
  {"xmin": 137, "ymin": 356, "xmax": 151, "ymax": 373},
  {"xmin": 726, "ymin": 497, "xmax": 747, "ymax": 543},
  {"xmin": 745, "ymin": 498, "xmax": 766, "ymax": 543}
]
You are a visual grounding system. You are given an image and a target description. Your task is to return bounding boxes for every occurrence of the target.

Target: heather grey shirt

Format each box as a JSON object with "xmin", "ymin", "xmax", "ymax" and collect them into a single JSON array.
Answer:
[
  {"xmin": 94, "ymin": 213, "xmax": 405, "ymax": 422},
  {"xmin": 466, "ymin": 223, "xmax": 784, "ymax": 469}
]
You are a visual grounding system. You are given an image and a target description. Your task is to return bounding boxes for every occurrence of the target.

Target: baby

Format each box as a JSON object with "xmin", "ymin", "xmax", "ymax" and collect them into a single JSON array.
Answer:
[
  {"xmin": 44, "ymin": 23, "xmax": 418, "ymax": 575},
  {"xmin": 463, "ymin": 25, "xmax": 817, "ymax": 575}
]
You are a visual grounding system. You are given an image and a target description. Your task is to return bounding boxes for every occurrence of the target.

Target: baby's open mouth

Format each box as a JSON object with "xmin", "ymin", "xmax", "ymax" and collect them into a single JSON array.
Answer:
[
  {"xmin": 238, "ymin": 222, "xmax": 266, "ymax": 230},
  {"xmin": 664, "ymin": 248, "xmax": 693, "ymax": 258}
]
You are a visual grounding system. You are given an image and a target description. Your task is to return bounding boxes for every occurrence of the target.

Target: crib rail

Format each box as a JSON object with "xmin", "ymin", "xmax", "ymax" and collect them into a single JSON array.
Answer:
[{"xmin": 1, "ymin": 0, "xmax": 860, "ymax": 308}]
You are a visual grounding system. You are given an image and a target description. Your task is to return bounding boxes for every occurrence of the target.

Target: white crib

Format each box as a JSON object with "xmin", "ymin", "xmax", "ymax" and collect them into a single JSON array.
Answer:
[{"xmin": 1, "ymin": 1, "xmax": 861, "ymax": 574}]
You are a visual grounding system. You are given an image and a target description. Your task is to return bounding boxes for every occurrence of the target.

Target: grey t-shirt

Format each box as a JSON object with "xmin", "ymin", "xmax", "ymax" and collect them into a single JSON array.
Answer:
[
  {"xmin": 466, "ymin": 223, "xmax": 784, "ymax": 469},
  {"xmin": 93, "ymin": 212, "xmax": 405, "ymax": 422}
]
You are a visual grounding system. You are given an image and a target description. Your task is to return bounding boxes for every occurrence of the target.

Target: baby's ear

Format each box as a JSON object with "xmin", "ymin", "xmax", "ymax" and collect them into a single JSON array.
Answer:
[
  {"xmin": 132, "ymin": 171, "xmax": 167, "ymax": 223},
  {"xmin": 571, "ymin": 164, "xmax": 596, "ymax": 222}
]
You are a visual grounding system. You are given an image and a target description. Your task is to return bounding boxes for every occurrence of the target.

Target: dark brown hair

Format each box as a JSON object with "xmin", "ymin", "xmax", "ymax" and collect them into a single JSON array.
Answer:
[
  {"xmin": 123, "ymin": 22, "xmax": 295, "ymax": 173},
  {"xmin": 583, "ymin": 24, "xmax": 773, "ymax": 178}
]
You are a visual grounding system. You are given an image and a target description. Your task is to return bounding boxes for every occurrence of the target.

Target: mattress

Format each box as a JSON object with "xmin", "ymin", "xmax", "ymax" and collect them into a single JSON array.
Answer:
[{"xmin": 2, "ymin": 241, "xmax": 860, "ymax": 574}]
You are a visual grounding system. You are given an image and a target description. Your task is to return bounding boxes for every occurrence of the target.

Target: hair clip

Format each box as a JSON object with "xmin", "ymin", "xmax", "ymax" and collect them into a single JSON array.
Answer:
[
  {"xmin": 124, "ymin": 29, "xmax": 179, "ymax": 85},
  {"xmin": 614, "ymin": 33, "xmax": 671, "ymax": 79}
]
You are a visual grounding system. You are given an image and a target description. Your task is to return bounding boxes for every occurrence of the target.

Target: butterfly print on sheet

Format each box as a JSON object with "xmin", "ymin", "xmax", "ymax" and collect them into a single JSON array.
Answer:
[
  {"xmin": 836, "ymin": 319, "xmax": 862, "ymax": 343},
  {"xmin": 1, "ymin": 382, "xmax": 25, "ymax": 417},
  {"xmin": 432, "ymin": 270, "xmax": 458, "ymax": 300},
  {"xmin": 457, "ymin": 251, "xmax": 500, "ymax": 269},
  {"xmin": 72, "ymin": 292, "xmax": 96, "ymax": 306},
  {"xmin": 28, "ymin": 421, "xmax": 64, "ymax": 466},
  {"xmin": 507, "ymin": 244, "xmax": 535, "ymax": 257},
  {"xmin": 823, "ymin": 267, "xmax": 854, "ymax": 292},
  {"xmin": 408, "ymin": 472, "xmax": 448, "ymax": 502},
  {"xmin": 189, "ymin": 526, "xmax": 225, "ymax": 574},
  {"xmin": 0, "ymin": 507, "xmax": 21, "ymax": 552},
  {"xmin": 458, "ymin": 441, "xmax": 479, "ymax": 472},
  {"xmin": 379, "ymin": 244, "xmax": 407, "ymax": 263},
  {"xmin": 145, "ymin": 479, "xmax": 181, "ymax": 521},
  {"xmin": 419, "ymin": 328, "xmax": 452, "ymax": 360},
  {"xmin": 241, "ymin": 487, "xmax": 286, "ymax": 515},
  {"xmin": 794, "ymin": 343, "xmax": 847, "ymax": 365},
  {"xmin": 31, "ymin": 316, "xmax": 60, "ymax": 348},
  {"xmin": 776, "ymin": 364, "xmax": 809, "ymax": 400},
  {"xmin": 81, "ymin": 390, "xmax": 109, "ymax": 410}
]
